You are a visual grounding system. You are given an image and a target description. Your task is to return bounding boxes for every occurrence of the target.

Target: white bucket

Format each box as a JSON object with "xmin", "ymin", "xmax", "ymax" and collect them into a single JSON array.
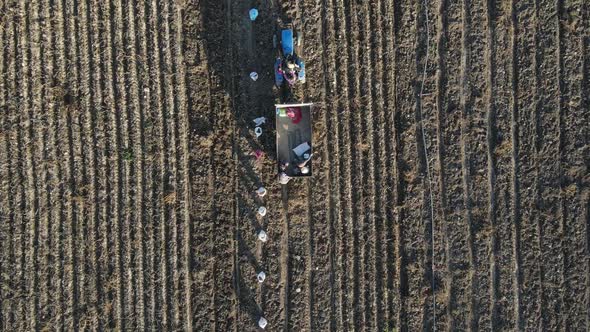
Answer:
[
  {"xmin": 257, "ymin": 271, "xmax": 266, "ymax": 283},
  {"xmin": 257, "ymin": 230, "xmax": 268, "ymax": 242},
  {"xmin": 258, "ymin": 317, "xmax": 267, "ymax": 329}
]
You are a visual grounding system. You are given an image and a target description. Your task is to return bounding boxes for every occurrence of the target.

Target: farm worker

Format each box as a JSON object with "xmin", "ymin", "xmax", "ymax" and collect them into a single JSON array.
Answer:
[
  {"xmin": 278, "ymin": 172, "xmax": 291, "ymax": 184},
  {"xmin": 256, "ymin": 187, "xmax": 267, "ymax": 197},
  {"xmin": 253, "ymin": 149, "xmax": 264, "ymax": 160},
  {"xmin": 297, "ymin": 153, "xmax": 312, "ymax": 168},
  {"xmin": 280, "ymin": 161, "xmax": 289, "ymax": 171}
]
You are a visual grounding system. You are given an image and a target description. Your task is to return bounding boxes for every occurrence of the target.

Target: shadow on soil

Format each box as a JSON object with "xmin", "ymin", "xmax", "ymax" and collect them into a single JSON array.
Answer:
[{"xmin": 187, "ymin": 0, "xmax": 292, "ymax": 326}]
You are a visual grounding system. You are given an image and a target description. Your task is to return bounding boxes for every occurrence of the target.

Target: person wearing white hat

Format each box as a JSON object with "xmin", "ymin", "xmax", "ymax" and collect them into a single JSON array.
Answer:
[{"xmin": 278, "ymin": 172, "xmax": 291, "ymax": 184}]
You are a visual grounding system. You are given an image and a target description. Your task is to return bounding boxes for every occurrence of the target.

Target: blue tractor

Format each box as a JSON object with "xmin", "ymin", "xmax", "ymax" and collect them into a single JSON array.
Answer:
[{"xmin": 273, "ymin": 22, "xmax": 305, "ymax": 87}]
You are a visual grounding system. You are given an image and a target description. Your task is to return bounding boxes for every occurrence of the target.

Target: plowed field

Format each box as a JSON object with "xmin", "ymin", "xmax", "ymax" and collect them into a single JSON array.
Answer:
[{"xmin": 0, "ymin": 0, "xmax": 588, "ymax": 331}]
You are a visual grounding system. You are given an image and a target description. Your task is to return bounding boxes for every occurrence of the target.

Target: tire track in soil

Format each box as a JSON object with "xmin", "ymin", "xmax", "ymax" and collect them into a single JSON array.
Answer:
[
  {"xmin": 78, "ymin": 0, "xmax": 100, "ymax": 327},
  {"xmin": 513, "ymin": 0, "xmax": 543, "ymax": 329},
  {"xmin": 462, "ymin": 0, "xmax": 493, "ymax": 328},
  {"xmin": 535, "ymin": 0, "xmax": 563, "ymax": 329},
  {"xmin": 488, "ymin": 1, "xmax": 517, "ymax": 329},
  {"xmin": 559, "ymin": 0, "xmax": 589, "ymax": 329},
  {"xmin": 394, "ymin": 0, "xmax": 420, "ymax": 329},
  {"xmin": 508, "ymin": 1, "xmax": 523, "ymax": 328},
  {"xmin": 381, "ymin": 0, "xmax": 400, "ymax": 328},
  {"xmin": 435, "ymin": 0, "xmax": 471, "ymax": 329}
]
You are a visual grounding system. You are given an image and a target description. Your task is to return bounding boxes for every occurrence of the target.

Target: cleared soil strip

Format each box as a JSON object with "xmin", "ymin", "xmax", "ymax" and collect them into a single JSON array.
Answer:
[
  {"xmin": 435, "ymin": 0, "xmax": 471, "ymax": 329},
  {"xmin": 301, "ymin": 0, "xmax": 334, "ymax": 328},
  {"xmin": 183, "ymin": 0, "xmax": 215, "ymax": 328},
  {"xmin": 514, "ymin": 0, "xmax": 543, "ymax": 329},
  {"xmin": 381, "ymin": 1, "xmax": 401, "ymax": 328},
  {"xmin": 394, "ymin": 0, "xmax": 420, "ymax": 329},
  {"xmin": 357, "ymin": 0, "xmax": 377, "ymax": 329},
  {"xmin": 463, "ymin": 0, "xmax": 494, "ymax": 328},
  {"xmin": 509, "ymin": 0, "xmax": 523, "ymax": 328},
  {"xmin": 230, "ymin": 0, "xmax": 267, "ymax": 329},
  {"xmin": 535, "ymin": 0, "xmax": 564, "ymax": 329},
  {"xmin": 320, "ymin": 0, "xmax": 346, "ymax": 330},
  {"xmin": 416, "ymin": 0, "xmax": 439, "ymax": 328},
  {"xmin": 327, "ymin": 0, "xmax": 351, "ymax": 330},
  {"xmin": 296, "ymin": 0, "xmax": 333, "ymax": 330},
  {"xmin": 488, "ymin": 1, "xmax": 517, "ymax": 329},
  {"xmin": 365, "ymin": 0, "xmax": 388, "ymax": 329},
  {"xmin": 559, "ymin": 0, "xmax": 589, "ymax": 329},
  {"xmin": 340, "ymin": 0, "xmax": 363, "ymax": 330},
  {"xmin": 279, "ymin": 1, "xmax": 313, "ymax": 331},
  {"xmin": 160, "ymin": 0, "xmax": 181, "ymax": 327},
  {"xmin": 171, "ymin": 2, "xmax": 193, "ymax": 330}
]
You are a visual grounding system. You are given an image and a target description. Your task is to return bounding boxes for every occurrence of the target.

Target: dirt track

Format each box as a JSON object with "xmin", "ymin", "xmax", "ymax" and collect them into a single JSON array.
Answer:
[{"xmin": 0, "ymin": 0, "xmax": 588, "ymax": 331}]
